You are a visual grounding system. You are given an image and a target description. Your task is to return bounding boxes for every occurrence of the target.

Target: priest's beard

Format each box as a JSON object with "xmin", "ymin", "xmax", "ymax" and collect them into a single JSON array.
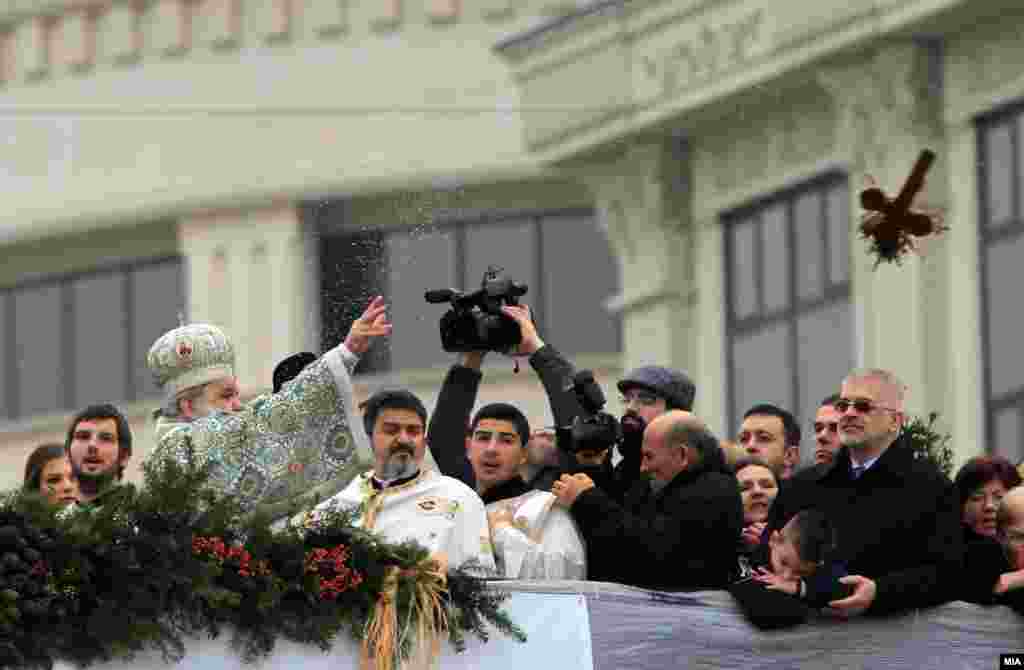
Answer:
[{"xmin": 376, "ymin": 441, "xmax": 420, "ymax": 484}]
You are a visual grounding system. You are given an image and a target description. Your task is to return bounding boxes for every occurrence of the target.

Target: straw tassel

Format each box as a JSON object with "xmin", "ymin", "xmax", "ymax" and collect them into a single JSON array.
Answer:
[
  {"xmin": 362, "ymin": 566, "xmax": 401, "ymax": 670},
  {"xmin": 362, "ymin": 554, "xmax": 450, "ymax": 670}
]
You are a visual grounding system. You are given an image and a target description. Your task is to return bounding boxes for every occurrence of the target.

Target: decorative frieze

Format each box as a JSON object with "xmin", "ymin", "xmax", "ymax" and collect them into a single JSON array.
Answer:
[
  {"xmin": 15, "ymin": 14, "xmax": 51, "ymax": 80},
  {"xmin": 55, "ymin": 7, "xmax": 95, "ymax": 72},
  {"xmin": 427, "ymin": 0, "xmax": 459, "ymax": 24},
  {"xmin": 196, "ymin": 0, "xmax": 241, "ymax": 49},
  {"xmin": 305, "ymin": 0, "xmax": 348, "ymax": 38},
  {"xmin": 0, "ymin": 0, "xmax": 546, "ymax": 89},
  {"xmin": 148, "ymin": 0, "xmax": 191, "ymax": 57},
  {"xmin": 635, "ymin": 9, "xmax": 765, "ymax": 105},
  {"xmin": 102, "ymin": 2, "xmax": 141, "ymax": 65},
  {"xmin": 370, "ymin": 0, "xmax": 402, "ymax": 33}
]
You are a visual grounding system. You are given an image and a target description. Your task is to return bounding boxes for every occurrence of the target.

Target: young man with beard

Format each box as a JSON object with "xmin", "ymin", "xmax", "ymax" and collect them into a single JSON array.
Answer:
[
  {"xmin": 65, "ymin": 403, "xmax": 134, "ymax": 509},
  {"xmin": 467, "ymin": 403, "xmax": 586, "ymax": 579},
  {"xmin": 146, "ymin": 298, "xmax": 387, "ymax": 524},
  {"xmin": 302, "ymin": 390, "xmax": 495, "ymax": 576},
  {"xmin": 757, "ymin": 368, "xmax": 963, "ymax": 617}
]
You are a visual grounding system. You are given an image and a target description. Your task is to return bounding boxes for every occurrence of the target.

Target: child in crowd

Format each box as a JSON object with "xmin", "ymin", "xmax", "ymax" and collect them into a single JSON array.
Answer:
[
  {"xmin": 730, "ymin": 509, "xmax": 850, "ymax": 628},
  {"xmin": 750, "ymin": 509, "xmax": 849, "ymax": 607}
]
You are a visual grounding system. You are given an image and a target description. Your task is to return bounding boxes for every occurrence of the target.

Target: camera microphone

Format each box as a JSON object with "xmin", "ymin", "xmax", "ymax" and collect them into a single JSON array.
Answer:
[{"xmin": 425, "ymin": 289, "xmax": 458, "ymax": 304}]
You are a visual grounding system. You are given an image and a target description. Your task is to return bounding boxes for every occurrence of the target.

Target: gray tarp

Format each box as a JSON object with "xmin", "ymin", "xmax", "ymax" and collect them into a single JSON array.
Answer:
[{"xmin": 52, "ymin": 581, "xmax": 1024, "ymax": 669}]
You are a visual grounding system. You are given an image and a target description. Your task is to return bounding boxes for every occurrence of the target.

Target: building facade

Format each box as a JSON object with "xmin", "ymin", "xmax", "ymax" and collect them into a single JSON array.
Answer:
[{"xmin": 0, "ymin": 0, "xmax": 1021, "ymax": 488}]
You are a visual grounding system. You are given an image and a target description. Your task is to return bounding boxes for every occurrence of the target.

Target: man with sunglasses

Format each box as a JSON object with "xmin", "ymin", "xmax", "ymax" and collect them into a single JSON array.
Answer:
[{"xmin": 757, "ymin": 368, "xmax": 963, "ymax": 618}]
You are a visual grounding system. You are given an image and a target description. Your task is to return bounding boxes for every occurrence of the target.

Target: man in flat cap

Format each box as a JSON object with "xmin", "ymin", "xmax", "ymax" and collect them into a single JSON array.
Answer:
[{"xmin": 145, "ymin": 297, "xmax": 389, "ymax": 524}]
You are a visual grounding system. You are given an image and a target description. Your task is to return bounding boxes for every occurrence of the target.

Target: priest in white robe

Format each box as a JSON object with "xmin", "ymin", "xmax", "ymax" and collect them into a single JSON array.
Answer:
[{"xmin": 301, "ymin": 389, "xmax": 496, "ymax": 576}]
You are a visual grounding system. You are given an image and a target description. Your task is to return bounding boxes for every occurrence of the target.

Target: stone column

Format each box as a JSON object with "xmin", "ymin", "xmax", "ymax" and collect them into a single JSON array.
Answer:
[
  {"xmin": 178, "ymin": 203, "xmax": 310, "ymax": 396},
  {"xmin": 577, "ymin": 140, "xmax": 696, "ymax": 381},
  {"xmin": 817, "ymin": 42, "xmax": 950, "ymax": 423}
]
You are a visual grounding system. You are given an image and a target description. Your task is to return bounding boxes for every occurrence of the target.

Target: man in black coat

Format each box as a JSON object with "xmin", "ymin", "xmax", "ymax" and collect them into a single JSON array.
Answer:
[
  {"xmin": 757, "ymin": 368, "xmax": 964, "ymax": 617},
  {"xmin": 552, "ymin": 410, "xmax": 743, "ymax": 590}
]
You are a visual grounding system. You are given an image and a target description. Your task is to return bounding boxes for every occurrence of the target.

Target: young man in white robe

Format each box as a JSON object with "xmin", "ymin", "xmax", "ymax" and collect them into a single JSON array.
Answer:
[
  {"xmin": 468, "ymin": 403, "xmax": 587, "ymax": 580},
  {"xmin": 302, "ymin": 390, "xmax": 496, "ymax": 576}
]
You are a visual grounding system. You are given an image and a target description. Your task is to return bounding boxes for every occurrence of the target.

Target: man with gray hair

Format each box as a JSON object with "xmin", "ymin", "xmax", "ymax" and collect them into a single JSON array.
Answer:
[
  {"xmin": 995, "ymin": 486, "xmax": 1024, "ymax": 612},
  {"xmin": 552, "ymin": 410, "xmax": 743, "ymax": 589},
  {"xmin": 758, "ymin": 368, "xmax": 963, "ymax": 617},
  {"xmin": 145, "ymin": 298, "xmax": 388, "ymax": 524}
]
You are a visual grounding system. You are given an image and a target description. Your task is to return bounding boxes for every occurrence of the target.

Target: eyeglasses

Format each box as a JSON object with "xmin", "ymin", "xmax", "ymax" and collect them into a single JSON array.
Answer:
[
  {"xmin": 620, "ymin": 390, "xmax": 661, "ymax": 407},
  {"xmin": 833, "ymin": 398, "xmax": 900, "ymax": 415}
]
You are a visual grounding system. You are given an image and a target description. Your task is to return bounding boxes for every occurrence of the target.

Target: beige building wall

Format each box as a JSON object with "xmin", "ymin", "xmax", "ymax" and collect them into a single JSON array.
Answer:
[{"xmin": 7, "ymin": 0, "xmax": 1024, "ymax": 490}]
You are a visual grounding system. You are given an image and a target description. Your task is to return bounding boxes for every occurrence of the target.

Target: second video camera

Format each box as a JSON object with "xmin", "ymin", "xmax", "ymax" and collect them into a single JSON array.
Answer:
[
  {"xmin": 424, "ymin": 266, "xmax": 528, "ymax": 354},
  {"xmin": 556, "ymin": 370, "xmax": 622, "ymax": 454}
]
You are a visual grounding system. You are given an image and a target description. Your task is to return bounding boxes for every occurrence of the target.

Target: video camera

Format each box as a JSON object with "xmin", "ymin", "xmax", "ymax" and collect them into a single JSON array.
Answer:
[
  {"xmin": 556, "ymin": 370, "xmax": 622, "ymax": 454},
  {"xmin": 424, "ymin": 266, "xmax": 528, "ymax": 354}
]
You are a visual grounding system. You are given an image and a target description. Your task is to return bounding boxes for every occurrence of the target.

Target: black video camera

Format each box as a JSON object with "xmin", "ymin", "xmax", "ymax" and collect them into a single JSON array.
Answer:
[
  {"xmin": 556, "ymin": 370, "xmax": 622, "ymax": 454},
  {"xmin": 424, "ymin": 266, "xmax": 528, "ymax": 354}
]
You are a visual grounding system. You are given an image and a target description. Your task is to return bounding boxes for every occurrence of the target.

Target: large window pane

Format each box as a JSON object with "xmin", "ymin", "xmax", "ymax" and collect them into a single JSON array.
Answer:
[
  {"xmin": 795, "ymin": 192, "xmax": 824, "ymax": 302},
  {"xmin": 730, "ymin": 220, "xmax": 758, "ymax": 320},
  {"xmin": 132, "ymin": 261, "xmax": 185, "ymax": 399},
  {"xmin": 542, "ymin": 214, "xmax": 621, "ymax": 355},
  {"xmin": 731, "ymin": 322, "xmax": 793, "ymax": 426},
  {"xmin": 985, "ymin": 121, "xmax": 1014, "ymax": 228},
  {"xmin": 761, "ymin": 204, "xmax": 789, "ymax": 313},
  {"xmin": 827, "ymin": 184, "xmax": 850, "ymax": 285},
  {"xmin": 72, "ymin": 273, "xmax": 127, "ymax": 408},
  {"xmin": 14, "ymin": 285, "xmax": 64, "ymax": 417},
  {"xmin": 985, "ymin": 233, "xmax": 1024, "ymax": 398},
  {"xmin": 464, "ymin": 221, "xmax": 538, "ymax": 317},
  {"xmin": 796, "ymin": 300, "xmax": 853, "ymax": 459},
  {"xmin": 993, "ymin": 406, "xmax": 1022, "ymax": 463},
  {"xmin": 321, "ymin": 233, "xmax": 389, "ymax": 374},
  {"xmin": 387, "ymin": 230, "xmax": 458, "ymax": 371}
]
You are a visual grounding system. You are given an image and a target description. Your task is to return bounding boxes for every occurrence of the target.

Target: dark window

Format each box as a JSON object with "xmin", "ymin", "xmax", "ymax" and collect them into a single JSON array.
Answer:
[
  {"xmin": 0, "ymin": 256, "xmax": 182, "ymax": 422},
  {"xmin": 724, "ymin": 174, "xmax": 852, "ymax": 460},
  {"xmin": 979, "ymin": 105, "xmax": 1024, "ymax": 463},
  {"xmin": 312, "ymin": 206, "xmax": 618, "ymax": 375},
  {"xmin": 319, "ymin": 231, "xmax": 389, "ymax": 374}
]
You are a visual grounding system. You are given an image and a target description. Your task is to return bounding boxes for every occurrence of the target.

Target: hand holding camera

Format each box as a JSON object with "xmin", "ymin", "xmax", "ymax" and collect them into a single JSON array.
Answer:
[{"xmin": 424, "ymin": 266, "xmax": 528, "ymax": 355}]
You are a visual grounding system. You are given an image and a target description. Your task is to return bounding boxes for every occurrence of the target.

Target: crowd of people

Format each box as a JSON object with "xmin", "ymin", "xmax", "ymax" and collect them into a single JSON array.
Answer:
[{"xmin": 18, "ymin": 296, "xmax": 1024, "ymax": 627}]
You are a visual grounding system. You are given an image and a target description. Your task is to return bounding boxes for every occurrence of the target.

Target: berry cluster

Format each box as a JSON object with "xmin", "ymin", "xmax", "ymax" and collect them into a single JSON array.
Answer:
[
  {"xmin": 304, "ymin": 546, "xmax": 363, "ymax": 601},
  {"xmin": 191, "ymin": 536, "xmax": 270, "ymax": 578}
]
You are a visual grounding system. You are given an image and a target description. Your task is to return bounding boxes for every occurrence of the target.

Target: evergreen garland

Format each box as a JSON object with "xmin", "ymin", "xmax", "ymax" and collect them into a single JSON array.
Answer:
[
  {"xmin": 0, "ymin": 459, "xmax": 525, "ymax": 669},
  {"xmin": 905, "ymin": 412, "xmax": 955, "ymax": 479}
]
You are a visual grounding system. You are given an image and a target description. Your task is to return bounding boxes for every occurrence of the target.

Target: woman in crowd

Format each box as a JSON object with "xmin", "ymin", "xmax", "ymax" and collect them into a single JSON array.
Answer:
[
  {"xmin": 954, "ymin": 455, "xmax": 1021, "ymax": 604},
  {"xmin": 734, "ymin": 457, "xmax": 780, "ymax": 554},
  {"xmin": 23, "ymin": 443, "xmax": 79, "ymax": 507}
]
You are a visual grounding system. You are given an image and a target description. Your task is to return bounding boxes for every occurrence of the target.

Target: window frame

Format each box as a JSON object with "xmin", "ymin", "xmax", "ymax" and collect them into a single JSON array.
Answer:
[
  {"xmin": 977, "ymin": 102, "xmax": 1024, "ymax": 460},
  {"xmin": 723, "ymin": 172, "xmax": 851, "ymax": 434},
  {"xmin": 314, "ymin": 205, "xmax": 619, "ymax": 374},
  {"xmin": 0, "ymin": 254, "xmax": 183, "ymax": 421}
]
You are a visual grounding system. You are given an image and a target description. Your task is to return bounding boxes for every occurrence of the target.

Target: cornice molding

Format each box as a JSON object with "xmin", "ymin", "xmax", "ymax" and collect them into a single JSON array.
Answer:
[
  {"xmin": 0, "ymin": 0, "xmax": 587, "ymax": 87},
  {"xmin": 495, "ymin": 0, "xmax": 970, "ymax": 164}
]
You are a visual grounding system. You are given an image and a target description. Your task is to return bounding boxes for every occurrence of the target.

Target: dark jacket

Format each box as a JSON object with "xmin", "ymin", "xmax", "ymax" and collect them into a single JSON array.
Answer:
[
  {"xmin": 960, "ymin": 526, "xmax": 1010, "ymax": 605},
  {"xmin": 756, "ymin": 434, "xmax": 964, "ymax": 615},
  {"xmin": 426, "ymin": 344, "xmax": 585, "ymax": 492},
  {"xmin": 569, "ymin": 460, "xmax": 744, "ymax": 591}
]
